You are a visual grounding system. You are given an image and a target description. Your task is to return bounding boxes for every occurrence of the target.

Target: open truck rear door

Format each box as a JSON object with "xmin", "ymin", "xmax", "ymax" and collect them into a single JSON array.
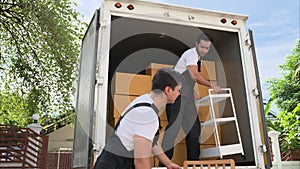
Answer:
[
  {"xmin": 72, "ymin": 10, "xmax": 100, "ymax": 169},
  {"xmin": 246, "ymin": 29, "xmax": 272, "ymax": 169}
]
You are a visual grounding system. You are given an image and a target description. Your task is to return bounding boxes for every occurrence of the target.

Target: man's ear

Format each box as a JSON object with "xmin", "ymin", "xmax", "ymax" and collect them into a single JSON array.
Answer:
[{"xmin": 164, "ymin": 86, "xmax": 172, "ymax": 95}]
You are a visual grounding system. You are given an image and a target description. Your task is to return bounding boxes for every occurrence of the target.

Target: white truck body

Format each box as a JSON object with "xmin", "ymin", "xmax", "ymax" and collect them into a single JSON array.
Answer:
[{"xmin": 72, "ymin": 0, "xmax": 271, "ymax": 168}]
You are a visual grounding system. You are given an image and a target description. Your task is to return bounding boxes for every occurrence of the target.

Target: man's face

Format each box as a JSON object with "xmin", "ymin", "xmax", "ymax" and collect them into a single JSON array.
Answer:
[
  {"xmin": 196, "ymin": 40, "xmax": 211, "ymax": 57},
  {"xmin": 166, "ymin": 85, "xmax": 181, "ymax": 104}
]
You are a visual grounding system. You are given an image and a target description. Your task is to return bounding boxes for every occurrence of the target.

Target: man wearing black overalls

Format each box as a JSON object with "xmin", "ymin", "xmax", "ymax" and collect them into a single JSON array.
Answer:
[
  {"xmin": 94, "ymin": 68, "xmax": 182, "ymax": 169},
  {"xmin": 161, "ymin": 33, "xmax": 221, "ymax": 161}
]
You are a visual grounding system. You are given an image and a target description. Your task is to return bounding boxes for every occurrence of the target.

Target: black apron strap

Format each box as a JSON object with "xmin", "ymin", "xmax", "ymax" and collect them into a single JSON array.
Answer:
[
  {"xmin": 197, "ymin": 59, "xmax": 202, "ymax": 72},
  {"xmin": 114, "ymin": 102, "xmax": 158, "ymax": 130},
  {"xmin": 113, "ymin": 102, "xmax": 161, "ymax": 147}
]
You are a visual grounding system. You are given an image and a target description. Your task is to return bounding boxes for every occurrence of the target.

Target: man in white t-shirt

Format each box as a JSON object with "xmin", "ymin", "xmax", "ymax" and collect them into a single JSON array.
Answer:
[
  {"xmin": 94, "ymin": 68, "xmax": 183, "ymax": 169},
  {"xmin": 161, "ymin": 33, "xmax": 221, "ymax": 162}
]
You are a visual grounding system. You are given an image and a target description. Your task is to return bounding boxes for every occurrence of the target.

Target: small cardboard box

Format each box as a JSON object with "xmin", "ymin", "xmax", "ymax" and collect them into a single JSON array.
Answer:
[{"xmin": 112, "ymin": 72, "xmax": 151, "ymax": 96}]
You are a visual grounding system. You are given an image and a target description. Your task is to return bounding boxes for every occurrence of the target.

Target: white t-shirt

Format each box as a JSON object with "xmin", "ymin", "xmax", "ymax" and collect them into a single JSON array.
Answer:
[
  {"xmin": 115, "ymin": 94, "xmax": 159, "ymax": 151},
  {"xmin": 174, "ymin": 47, "xmax": 200, "ymax": 74}
]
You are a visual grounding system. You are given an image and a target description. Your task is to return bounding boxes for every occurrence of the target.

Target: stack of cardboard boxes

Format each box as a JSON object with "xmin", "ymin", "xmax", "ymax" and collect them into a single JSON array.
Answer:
[
  {"xmin": 109, "ymin": 72, "xmax": 152, "ymax": 125},
  {"xmin": 108, "ymin": 61, "xmax": 218, "ymax": 166}
]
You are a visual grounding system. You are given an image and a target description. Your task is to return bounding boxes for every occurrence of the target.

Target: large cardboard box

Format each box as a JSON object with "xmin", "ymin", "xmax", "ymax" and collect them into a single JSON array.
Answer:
[
  {"xmin": 201, "ymin": 60, "xmax": 216, "ymax": 81},
  {"xmin": 112, "ymin": 72, "xmax": 151, "ymax": 96},
  {"xmin": 145, "ymin": 63, "xmax": 174, "ymax": 76},
  {"xmin": 171, "ymin": 143, "xmax": 187, "ymax": 166},
  {"xmin": 194, "ymin": 80, "xmax": 217, "ymax": 98},
  {"xmin": 158, "ymin": 109, "xmax": 167, "ymax": 121},
  {"xmin": 153, "ymin": 143, "xmax": 187, "ymax": 166},
  {"xmin": 198, "ymin": 102, "xmax": 220, "ymax": 122},
  {"xmin": 112, "ymin": 94, "xmax": 138, "ymax": 118},
  {"xmin": 145, "ymin": 61, "xmax": 216, "ymax": 81}
]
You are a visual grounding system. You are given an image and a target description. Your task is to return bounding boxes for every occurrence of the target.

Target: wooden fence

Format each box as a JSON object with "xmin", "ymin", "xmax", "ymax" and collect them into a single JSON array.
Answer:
[
  {"xmin": 46, "ymin": 152, "xmax": 72, "ymax": 169},
  {"xmin": 0, "ymin": 124, "xmax": 48, "ymax": 169}
]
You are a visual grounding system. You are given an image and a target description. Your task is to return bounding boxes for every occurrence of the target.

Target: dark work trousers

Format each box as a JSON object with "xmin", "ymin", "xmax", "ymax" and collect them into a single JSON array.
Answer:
[
  {"xmin": 93, "ymin": 133, "xmax": 135, "ymax": 169},
  {"xmin": 161, "ymin": 95, "xmax": 201, "ymax": 160},
  {"xmin": 93, "ymin": 149, "xmax": 134, "ymax": 169}
]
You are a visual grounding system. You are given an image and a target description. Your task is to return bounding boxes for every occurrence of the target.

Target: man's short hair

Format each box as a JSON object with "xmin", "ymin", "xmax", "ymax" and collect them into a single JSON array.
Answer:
[
  {"xmin": 152, "ymin": 68, "xmax": 183, "ymax": 93},
  {"xmin": 196, "ymin": 33, "xmax": 214, "ymax": 43}
]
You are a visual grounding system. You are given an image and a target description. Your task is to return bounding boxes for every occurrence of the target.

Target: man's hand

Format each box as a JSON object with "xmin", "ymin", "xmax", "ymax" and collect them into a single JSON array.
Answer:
[
  {"xmin": 152, "ymin": 143, "xmax": 181, "ymax": 169},
  {"xmin": 166, "ymin": 162, "xmax": 181, "ymax": 169},
  {"xmin": 193, "ymin": 92, "xmax": 201, "ymax": 100},
  {"xmin": 211, "ymin": 85, "xmax": 221, "ymax": 92}
]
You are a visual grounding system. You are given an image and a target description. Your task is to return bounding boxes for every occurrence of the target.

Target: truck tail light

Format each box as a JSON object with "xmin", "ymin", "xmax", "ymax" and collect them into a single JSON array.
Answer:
[
  {"xmin": 231, "ymin": 20, "xmax": 238, "ymax": 25},
  {"xmin": 115, "ymin": 2, "xmax": 122, "ymax": 8},
  {"xmin": 220, "ymin": 18, "xmax": 227, "ymax": 24},
  {"xmin": 127, "ymin": 4, "xmax": 134, "ymax": 10}
]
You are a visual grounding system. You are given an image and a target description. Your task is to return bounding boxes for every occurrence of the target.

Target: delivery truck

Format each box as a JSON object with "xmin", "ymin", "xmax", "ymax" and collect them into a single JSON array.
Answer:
[{"xmin": 72, "ymin": 0, "xmax": 272, "ymax": 168}]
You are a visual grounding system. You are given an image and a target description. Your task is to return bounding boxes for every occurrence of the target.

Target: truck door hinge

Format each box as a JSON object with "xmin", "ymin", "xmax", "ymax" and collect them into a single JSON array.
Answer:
[
  {"xmin": 100, "ymin": 20, "xmax": 109, "ymax": 29},
  {"xmin": 245, "ymin": 33, "xmax": 252, "ymax": 46},
  {"xmin": 96, "ymin": 76, "xmax": 104, "ymax": 86},
  {"xmin": 251, "ymin": 88, "xmax": 259, "ymax": 98},
  {"xmin": 259, "ymin": 144, "xmax": 267, "ymax": 153}
]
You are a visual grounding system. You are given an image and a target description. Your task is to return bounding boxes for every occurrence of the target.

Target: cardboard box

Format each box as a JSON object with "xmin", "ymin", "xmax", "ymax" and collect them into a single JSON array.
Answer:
[
  {"xmin": 172, "ymin": 143, "xmax": 187, "ymax": 166},
  {"xmin": 145, "ymin": 63, "xmax": 174, "ymax": 76},
  {"xmin": 198, "ymin": 102, "xmax": 220, "ymax": 122},
  {"xmin": 158, "ymin": 108, "xmax": 167, "ymax": 121},
  {"xmin": 154, "ymin": 143, "xmax": 187, "ymax": 167},
  {"xmin": 201, "ymin": 60, "xmax": 216, "ymax": 81},
  {"xmin": 112, "ymin": 94, "xmax": 138, "ymax": 118},
  {"xmin": 145, "ymin": 61, "xmax": 215, "ymax": 80},
  {"xmin": 112, "ymin": 72, "xmax": 151, "ymax": 96},
  {"xmin": 200, "ymin": 125, "xmax": 218, "ymax": 145},
  {"xmin": 194, "ymin": 80, "xmax": 217, "ymax": 98}
]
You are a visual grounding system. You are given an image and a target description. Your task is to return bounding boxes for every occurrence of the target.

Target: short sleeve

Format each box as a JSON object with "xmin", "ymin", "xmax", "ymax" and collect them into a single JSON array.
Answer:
[
  {"xmin": 134, "ymin": 121, "xmax": 158, "ymax": 142},
  {"xmin": 133, "ymin": 108, "xmax": 159, "ymax": 142},
  {"xmin": 182, "ymin": 49, "xmax": 198, "ymax": 66}
]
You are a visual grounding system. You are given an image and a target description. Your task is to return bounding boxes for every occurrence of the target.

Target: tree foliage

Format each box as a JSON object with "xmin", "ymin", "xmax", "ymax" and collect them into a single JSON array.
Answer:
[
  {"xmin": 0, "ymin": 90, "xmax": 31, "ymax": 126},
  {"xmin": 267, "ymin": 40, "xmax": 300, "ymax": 151},
  {"xmin": 0, "ymin": 0, "xmax": 86, "ymax": 127}
]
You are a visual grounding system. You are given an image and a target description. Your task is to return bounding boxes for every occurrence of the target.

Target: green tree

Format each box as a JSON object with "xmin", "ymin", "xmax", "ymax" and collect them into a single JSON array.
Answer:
[
  {"xmin": 0, "ymin": 0, "xmax": 86, "ymax": 127},
  {"xmin": 0, "ymin": 90, "xmax": 30, "ymax": 126},
  {"xmin": 267, "ymin": 40, "xmax": 300, "ymax": 151}
]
